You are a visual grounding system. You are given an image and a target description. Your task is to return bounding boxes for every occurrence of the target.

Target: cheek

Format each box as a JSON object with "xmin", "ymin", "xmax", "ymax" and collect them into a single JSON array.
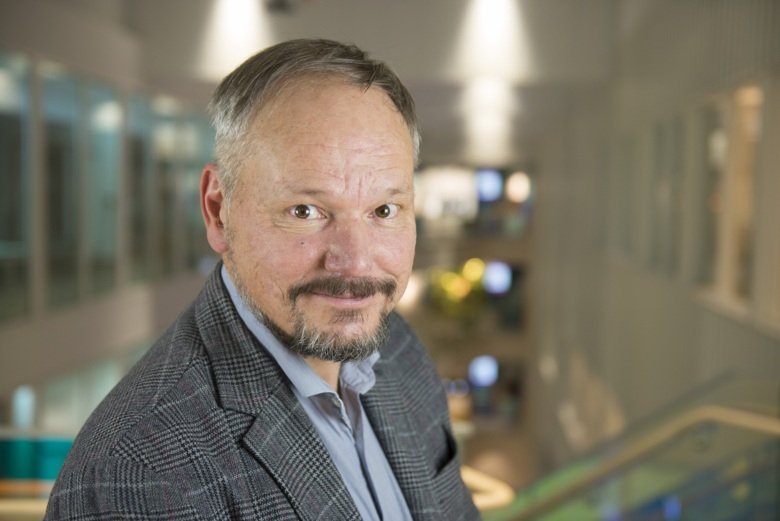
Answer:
[
  {"xmin": 261, "ymin": 238, "xmax": 321, "ymax": 277},
  {"xmin": 377, "ymin": 228, "xmax": 416, "ymax": 277},
  {"xmin": 231, "ymin": 227, "xmax": 314, "ymax": 285}
]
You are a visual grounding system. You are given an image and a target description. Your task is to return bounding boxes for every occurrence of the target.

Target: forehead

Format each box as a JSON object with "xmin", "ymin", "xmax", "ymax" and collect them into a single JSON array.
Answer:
[
  {"xmin": 244, "ymin": 78, "xmax": 415, "ymax": 186},
  {"xmin": 258, "ymin": 76, "xmax": 406, "ymax": 133}
]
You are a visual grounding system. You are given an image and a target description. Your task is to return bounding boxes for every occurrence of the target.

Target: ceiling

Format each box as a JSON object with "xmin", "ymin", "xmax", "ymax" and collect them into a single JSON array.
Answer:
[
  {"xmin": 125, "ymin": 0, "xmax": 617, "ymax": 168},
  {"xmin": 4, "ymin": 0, "xmax": 626, "ymax": 168}
]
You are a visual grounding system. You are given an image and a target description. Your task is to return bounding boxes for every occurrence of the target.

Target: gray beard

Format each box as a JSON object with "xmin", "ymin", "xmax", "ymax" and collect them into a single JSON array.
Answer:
[
  {"xmin": 229, "ymin": 268, "xmax": 392, "ymax": 362},
  {"xmin": 263, "ymin": 307, "xmax": 390, "ymax": 362}
]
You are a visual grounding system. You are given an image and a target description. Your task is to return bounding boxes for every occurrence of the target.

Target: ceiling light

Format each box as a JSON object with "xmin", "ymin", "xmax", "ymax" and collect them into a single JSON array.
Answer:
[
  {"xmin": 506, "ymin": 171, "xmax": 531, "ymax": 203},
  {"xmin": 476, "ymin": 169, "xmax": 503, "ymax": 202},
  {"xmin": 198, "ymin": 0, "xmax": 274, "ymax": 82}
]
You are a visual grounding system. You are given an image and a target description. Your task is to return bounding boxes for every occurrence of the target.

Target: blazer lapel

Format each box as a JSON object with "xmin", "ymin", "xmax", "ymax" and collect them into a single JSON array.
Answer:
[
  {"xmin": 362, "ymin": 365, "xmax": 441, "ymax": 521},
  {"xmin": 195, "ymin": 267, "xmax": 361, "ymax": 521},
  {"xmin": 241, "ymin": 386, "xmax": 361, "ymax": 521}
]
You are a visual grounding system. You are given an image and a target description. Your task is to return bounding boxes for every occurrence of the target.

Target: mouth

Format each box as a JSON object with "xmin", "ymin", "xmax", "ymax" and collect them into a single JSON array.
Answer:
[
  {"xmin": 306, "ymin": 291, "xmax": 379, "ymax": 308},
  {"xmin": 311, "ymin": 290, "xmax": 364, "ymax": 299},
  {"xmin": 289, "ymin": 277, "xmax": 396, "ymax": 305}
]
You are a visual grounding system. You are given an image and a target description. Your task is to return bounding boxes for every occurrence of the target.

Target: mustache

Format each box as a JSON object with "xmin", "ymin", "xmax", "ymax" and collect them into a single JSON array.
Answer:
[{"xmin": 288, "ymin": 277, "xmax": 397, "ymax": 302}]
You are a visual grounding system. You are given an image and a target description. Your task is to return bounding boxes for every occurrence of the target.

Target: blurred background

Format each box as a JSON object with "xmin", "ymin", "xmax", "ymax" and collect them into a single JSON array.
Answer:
[{"xmin": 0, "ymin": 0, "xmax": 779, "ymax": 519}]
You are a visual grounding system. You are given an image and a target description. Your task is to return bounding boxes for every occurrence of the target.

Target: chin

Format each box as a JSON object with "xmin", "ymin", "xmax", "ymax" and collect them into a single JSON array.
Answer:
[{"xmin": 285, "ymin": 308, "xmax": 391, "ymax": 362}]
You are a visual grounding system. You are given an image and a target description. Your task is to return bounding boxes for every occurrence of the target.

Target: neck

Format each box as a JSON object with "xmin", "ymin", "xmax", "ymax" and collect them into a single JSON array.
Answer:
[{"xmin": 304, "ymin": 357, "xmax": 342, "ymax": 391}]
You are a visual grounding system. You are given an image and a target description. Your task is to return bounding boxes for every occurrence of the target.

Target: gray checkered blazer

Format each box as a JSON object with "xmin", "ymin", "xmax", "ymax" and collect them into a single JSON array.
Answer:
[{"xmin": 45, "ymin": 267, "xmax": 481, "ymax": 520}]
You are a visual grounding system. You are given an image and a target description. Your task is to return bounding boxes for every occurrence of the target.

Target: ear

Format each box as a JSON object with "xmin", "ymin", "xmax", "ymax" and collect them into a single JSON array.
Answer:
[{"xmin": 201, "ymin": 163, "xmax": 230, "ymax": 254}]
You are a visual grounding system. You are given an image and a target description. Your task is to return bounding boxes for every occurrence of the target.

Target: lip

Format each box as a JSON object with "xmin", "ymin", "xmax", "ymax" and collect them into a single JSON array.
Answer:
[{"xmin": 307, "ymin": 292, "xmax": 378, "ymax": 308}]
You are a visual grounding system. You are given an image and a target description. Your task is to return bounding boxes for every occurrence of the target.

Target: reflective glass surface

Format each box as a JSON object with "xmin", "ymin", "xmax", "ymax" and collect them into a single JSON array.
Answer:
[
  {"xmin": 485, "ymin": 379, "xmax": 780, "ymax": 521},
  {"xmin": 0, "ymin": 52, "xmax": 31, "ymax": 321},
  {"xmin": 152, "ymin": 104, "xmax": 181, "ymax": 276},
  {"xmin": 127, "ymin": 95, "xmax": 154, "ymax": 282},
  {"xmin": 85, "ymin": 83, "xmax": 121, "ymax": 294},
  {"xmin": 42, "ymin": 64, "xmax": 81, "ymax": 308}
]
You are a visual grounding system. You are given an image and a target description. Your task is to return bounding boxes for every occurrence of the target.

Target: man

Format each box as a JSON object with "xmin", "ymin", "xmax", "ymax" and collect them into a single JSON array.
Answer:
[{"xmin": 46, "ymin": 39, "xmax": 480, "ymax": 520}]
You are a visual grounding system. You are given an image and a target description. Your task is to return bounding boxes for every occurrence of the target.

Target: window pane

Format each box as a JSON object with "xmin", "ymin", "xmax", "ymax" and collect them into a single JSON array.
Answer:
[
  {"xmin": 42, "ymin": 65, "xmax": 81, "ymax": 308},
  {"xmin": 696, "ymin": 87, "xmax": 761, "ymax": 302},
  {"xmin": 182, "ymin": 114, "xmax": 214, "ymax": 270},
  {"xmin": 696, "ymin": 102, "xmax": 726, "ymax": 288},
  {"xmin": 730, "ymin": 86, "xmax": 761, "ymax": 300},
  {"xmin": 649, "ymin": 118, "xmax": 683, "ymax": 275},
  {"xmin": 127, "ymin": 96, "xmax": 153, "ymax": 282},
  {"xmin": 85, "ymin": 83, "xmax": 121, "ymax": 294},
  {"xmin": 152, "ymin": 102, "xmax": 181, "ymax": 277},
  {"xmin": 613, "ymin": 136, "xmax": 635, "ymax": 256},
  {"xmin": 0, "ymin": 53, "xmax": 31, "ymax": 321}
]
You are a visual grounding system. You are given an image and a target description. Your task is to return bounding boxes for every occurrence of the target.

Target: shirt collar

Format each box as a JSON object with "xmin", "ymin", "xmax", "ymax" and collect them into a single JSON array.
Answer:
[{"xmin": 220, "ymin": 265, "xmax": 379, "ymax": 398}]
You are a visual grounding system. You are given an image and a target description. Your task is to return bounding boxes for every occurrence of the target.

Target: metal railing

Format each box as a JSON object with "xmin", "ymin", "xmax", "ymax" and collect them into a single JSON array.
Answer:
[{"xmin": 512, "ymin": 405, "xmax": 780, "ymax": 520}]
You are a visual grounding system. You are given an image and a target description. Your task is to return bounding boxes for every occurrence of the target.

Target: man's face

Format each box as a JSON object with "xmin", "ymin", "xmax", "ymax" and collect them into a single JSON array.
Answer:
[{"xmin": 214, "ymin": 78, "xmax": 416, "ymax": 361}]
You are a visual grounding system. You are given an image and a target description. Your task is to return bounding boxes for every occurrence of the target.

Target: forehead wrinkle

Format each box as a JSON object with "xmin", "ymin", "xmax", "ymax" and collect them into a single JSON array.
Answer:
[
  {"xmin": 281, "ymin": 139, "xmax": 405, "ymax": 169},
  {"xmin": 244, "ymin": 80, "xmax": 414, "ymax": 203},
  {"xmin": 281, "ymin": 143, "xmax": 409, "ymax": 188},
  {"xmin": 248, "ymin": 136, "xmax": 412, "ymax": 200},
  {"xmin": 278, "ymin": 170, "xmax": 412, "ymax": 204},
  {"xmin": 252, "ymin": 80, "xmax": 412, "ymax": 149}
]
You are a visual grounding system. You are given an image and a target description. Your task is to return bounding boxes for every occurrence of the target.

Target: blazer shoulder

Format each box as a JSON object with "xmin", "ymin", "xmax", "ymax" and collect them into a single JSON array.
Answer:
[
  {"xmin": 46, "ymin": 455, "xmax": 199, "ymax": 520},
  {"xmin": 62, "ymin": 302, "xmax": 211, "ymax": 465},
  {"xmin": 381, "ymin": 312, "xmax": 439, "ymax": 376},
  {"xmin": 377, "ymin": 312, "xmax": 448, "ymax": 416}
]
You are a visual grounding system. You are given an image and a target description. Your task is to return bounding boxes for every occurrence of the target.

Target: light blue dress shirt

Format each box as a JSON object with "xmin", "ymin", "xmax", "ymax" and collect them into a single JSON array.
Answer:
[{"xmin": 221, "ymin": 268, "xmax": 412, "ymax": 521}]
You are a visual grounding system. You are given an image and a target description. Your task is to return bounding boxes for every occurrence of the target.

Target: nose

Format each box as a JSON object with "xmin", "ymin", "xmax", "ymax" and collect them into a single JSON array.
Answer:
[{"xmin": 323, "ymin": 220, "xmax": 372, "ymax": 276}]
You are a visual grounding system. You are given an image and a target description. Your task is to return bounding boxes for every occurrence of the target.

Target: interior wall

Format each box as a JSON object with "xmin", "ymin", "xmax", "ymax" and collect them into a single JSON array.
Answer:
[
  {"xmin": 528, "ymin": 84, "xmax": 617, "ymax": 466},
  {"xmin": 529, "ymin": 0, "xmax": 780, "ymax": 469},
  {"xmin": 0, "ymin": 0, "xmax": 141, "ymax": 89}
]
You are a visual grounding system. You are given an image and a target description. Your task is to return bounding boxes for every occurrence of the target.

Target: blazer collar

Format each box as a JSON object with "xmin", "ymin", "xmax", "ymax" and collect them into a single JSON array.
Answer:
[
  {"xmin": 194, "ymin": 265, "xmax": 283, "ymax": 413},
  {"xmin": 242, "ymin": 389, "xmax": 362, "ymax": 520},
  {"xmin": 361, "ymin": 318, "xmax": 442, "ymax": 521},
  {"xmin": 193, "ymin": 266, "xmax": 361, "ymax": 520}
]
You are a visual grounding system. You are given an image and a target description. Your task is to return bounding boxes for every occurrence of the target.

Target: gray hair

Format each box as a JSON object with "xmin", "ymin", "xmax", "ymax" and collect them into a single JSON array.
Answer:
[{"xmin": 208, "ymin": 38, "xmax": 421, "ymax": 201}]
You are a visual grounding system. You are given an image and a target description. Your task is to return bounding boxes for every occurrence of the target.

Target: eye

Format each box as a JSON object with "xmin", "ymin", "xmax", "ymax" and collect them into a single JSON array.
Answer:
[
  {"xmin": 290, "ymin": 204, "xmax": 323, "ymax": 220},
  {"xmin": 374, "ymin": 203, "xmax": 399, "ymax": 219}
]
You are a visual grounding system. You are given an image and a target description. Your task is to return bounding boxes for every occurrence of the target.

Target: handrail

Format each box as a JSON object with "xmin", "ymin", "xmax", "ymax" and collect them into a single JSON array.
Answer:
[
  {"xmin": 0, "ymin": 498, "xmax": 48, "ymax": 519},
  {"xmin": 512, "ymin": 405, "xmax": 780, "ymax": 520},
  {"xmin": 461, "ymin": 466, "xmax": 515, "ymax": 511}
]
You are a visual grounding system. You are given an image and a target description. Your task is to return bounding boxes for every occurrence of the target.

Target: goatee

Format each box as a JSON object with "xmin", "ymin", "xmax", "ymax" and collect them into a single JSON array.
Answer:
[{"xmin": 232, "ymin": 271, "xmax": 395, "ymax": 362}]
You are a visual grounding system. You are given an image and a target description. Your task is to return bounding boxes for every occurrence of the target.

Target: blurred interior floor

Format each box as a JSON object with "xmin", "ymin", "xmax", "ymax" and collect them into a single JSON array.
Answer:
[{"xmin": 463, "ymin": 404, "xmax": 539, "ymax": 492}]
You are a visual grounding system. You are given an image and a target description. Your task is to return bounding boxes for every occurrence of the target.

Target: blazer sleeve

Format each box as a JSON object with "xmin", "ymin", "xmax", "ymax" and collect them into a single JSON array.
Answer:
[{"xmin": 45, "ymin": 457, "xmax": 199, "ymax": 521}]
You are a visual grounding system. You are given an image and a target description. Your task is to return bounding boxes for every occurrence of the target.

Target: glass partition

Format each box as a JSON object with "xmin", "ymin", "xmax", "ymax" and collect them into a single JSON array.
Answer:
[
  {"xmin": 695, "ymin": 102, "xmax": 726, "ymax": 290},
  {"xmin": 152, "ymin": 99, "xmax": 182, "ymax": 277},
  {"xmin": 85, "ymin": 83, "xmax": 122, "ymax": 295},
  {"xmin": 484, "ymin": 378, "xmax": 780, "ymax": 521},
  {"xmin": 538, "ymin": 420, "xmax": 778, "ymax": 520},
  {"xmin": 41, "ymin": 64, "xmax": 81, "ymax": 308},
  {"xmin": 0, "ymin": 52, "xmax": 31, "ymax": 321},
  {"xmin": 695, "ymin": 86, "xmax": 762, "ymax": 304},
  {"xmin": 612, "ymin": 136, "xmax": 636, "ymax": 257},
  {"xmin": 649, "ymin": 117, "xmax": 683, "ymax": 276},
  {"xmin": 181, "ymin": 113, "xmax": 214, "ymax": 270},
  {"xmin": 127, "ymin": 95, "xmax": 154, "ymax": 282}
]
